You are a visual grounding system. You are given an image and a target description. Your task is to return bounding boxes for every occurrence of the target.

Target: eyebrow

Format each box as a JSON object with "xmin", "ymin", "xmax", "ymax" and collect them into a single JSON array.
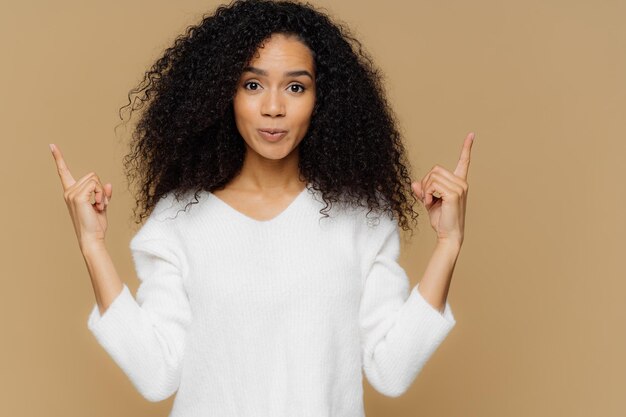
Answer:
[{"xmin": 242, "ymin": 66, "xmax": 314, "ymax": 80}]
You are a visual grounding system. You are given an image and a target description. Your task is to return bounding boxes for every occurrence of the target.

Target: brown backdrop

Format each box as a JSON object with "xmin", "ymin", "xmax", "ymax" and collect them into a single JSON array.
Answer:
[{"xmin": 2, "ymin": 0, "xmax": 624, "ymax": 416}]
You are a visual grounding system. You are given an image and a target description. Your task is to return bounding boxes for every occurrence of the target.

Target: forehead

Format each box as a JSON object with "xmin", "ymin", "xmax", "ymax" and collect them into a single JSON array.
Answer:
[{"xmin": 247, "ymin": 34, "xmax": 315, "ymax": 72}]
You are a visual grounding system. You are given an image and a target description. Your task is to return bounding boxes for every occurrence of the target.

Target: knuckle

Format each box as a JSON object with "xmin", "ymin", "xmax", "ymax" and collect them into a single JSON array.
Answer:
[{"xmin": 90, "ymin": 173, "xmax": 102, "ymax": 185}]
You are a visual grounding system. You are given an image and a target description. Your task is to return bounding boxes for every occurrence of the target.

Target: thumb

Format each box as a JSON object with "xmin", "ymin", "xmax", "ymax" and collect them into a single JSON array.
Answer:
[
  {"xmin": 104, "ymin": 183, "xmax": 112, "ymax": 203},
  {"xmin": 411, "ymin": 181, "xmax": 425, "ymax": 202}
]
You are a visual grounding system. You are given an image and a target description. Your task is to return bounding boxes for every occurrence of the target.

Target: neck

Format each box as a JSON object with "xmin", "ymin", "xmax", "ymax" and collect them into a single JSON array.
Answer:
[{"xmin": 231, "ymin": 146, "xmax": 306, "ymax": 193}]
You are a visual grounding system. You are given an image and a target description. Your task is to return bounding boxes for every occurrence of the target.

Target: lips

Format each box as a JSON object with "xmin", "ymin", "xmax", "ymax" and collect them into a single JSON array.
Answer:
[
  {"xmin": 259, "ymin": 128, "xmax": 287, "ymax": 134},
  {"xmin": 257, "ymin": 128, "xmax": 288, "ymax": 142}
]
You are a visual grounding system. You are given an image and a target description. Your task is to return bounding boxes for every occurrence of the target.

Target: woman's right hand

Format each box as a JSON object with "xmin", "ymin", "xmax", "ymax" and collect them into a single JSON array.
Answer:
[{"xmin": 50, "ymin": 143, "xmax": 113, "ymax": 251}]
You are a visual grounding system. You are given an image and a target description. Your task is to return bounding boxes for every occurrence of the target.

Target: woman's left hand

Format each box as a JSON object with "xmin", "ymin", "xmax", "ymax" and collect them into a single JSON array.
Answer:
[{"xmin": 411, "ymin": 132, "xmax": 475, "ymax": 246}]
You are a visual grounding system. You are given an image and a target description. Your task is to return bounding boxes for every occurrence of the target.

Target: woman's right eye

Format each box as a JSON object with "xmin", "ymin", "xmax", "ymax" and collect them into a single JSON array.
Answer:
[{"xmin": 244, "ymin": 81, "xmax": 260, "ymax": 90}]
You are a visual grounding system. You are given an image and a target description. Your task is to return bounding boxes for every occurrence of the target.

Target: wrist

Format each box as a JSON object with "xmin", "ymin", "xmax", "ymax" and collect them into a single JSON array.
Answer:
[
  {"xmin": 80, "ymin": 239, "xmax": 107, "ymax": 256},
  {"xmin": 436, "ymin": 238, "xmax": 462, "ymax": 254}
]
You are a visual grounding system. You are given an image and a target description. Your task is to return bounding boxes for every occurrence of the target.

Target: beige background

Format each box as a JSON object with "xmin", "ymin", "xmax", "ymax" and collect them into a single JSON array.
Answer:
[{"xmin": 2, "ymin": 0, "xmax": 624, "ymax": 416}]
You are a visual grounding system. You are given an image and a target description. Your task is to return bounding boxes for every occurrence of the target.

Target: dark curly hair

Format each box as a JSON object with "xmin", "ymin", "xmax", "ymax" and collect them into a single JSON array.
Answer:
[{"xmin": 118, "ymin": 0, "xmax": 422, "ymax": 234}]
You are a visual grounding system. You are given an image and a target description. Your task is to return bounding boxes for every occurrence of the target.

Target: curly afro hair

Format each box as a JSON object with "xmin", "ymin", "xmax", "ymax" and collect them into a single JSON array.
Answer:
[{"xmin": 119, "ymin": 0, "xmax": 422, "ymax": 234}]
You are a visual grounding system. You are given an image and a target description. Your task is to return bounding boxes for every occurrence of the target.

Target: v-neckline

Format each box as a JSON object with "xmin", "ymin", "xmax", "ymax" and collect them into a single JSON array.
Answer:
[{"xmin": 209, "ymin": 184, "xmax": 310, "ymax": 225}]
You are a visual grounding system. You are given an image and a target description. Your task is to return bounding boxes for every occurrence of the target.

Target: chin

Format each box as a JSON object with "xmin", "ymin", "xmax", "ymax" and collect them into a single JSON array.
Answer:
[
  {"xmin": 260, "ymin": 151, "xmax": 289, "ymax": 160},
  {"xmin": 248, "ymin": 143, "xmax": 295, "ymax": 161}
]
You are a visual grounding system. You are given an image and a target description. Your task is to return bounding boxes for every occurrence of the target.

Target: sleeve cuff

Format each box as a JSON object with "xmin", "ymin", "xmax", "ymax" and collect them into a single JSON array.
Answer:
[
  {"xmin": 413, "ymin": 284, "xmax": 456, "ymax": 325},
  {"xmin": 401, "ymin": 284, "xmax": 456, "ymax": 343},
  {"xmin": 87, "ymin": 284, "xmax": 135, "ymax": 333},
  {"xmin": 412, "ymin": 284, "xmax": 456, "ymax": 326}
]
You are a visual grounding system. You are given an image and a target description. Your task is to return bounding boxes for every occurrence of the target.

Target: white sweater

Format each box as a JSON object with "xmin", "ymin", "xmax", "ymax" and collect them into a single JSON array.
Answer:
[{"xmin": 87, "ymin": 184, "xmax": 456, "ymax": 417}]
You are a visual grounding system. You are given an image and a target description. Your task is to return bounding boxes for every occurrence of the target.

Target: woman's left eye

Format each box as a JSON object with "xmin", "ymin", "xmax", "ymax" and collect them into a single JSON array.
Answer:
[{"xmin": 289, "ymin": 84, "xmax": 305, "ymax": 93}]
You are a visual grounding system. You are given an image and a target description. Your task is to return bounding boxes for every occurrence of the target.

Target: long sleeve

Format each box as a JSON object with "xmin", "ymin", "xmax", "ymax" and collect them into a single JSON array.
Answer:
[
  {"xmin": 87, "ymin": 235, "xmax": 192, "ymax": 402},
  {"xmin": 359, "ymin": 215, "xmax": 456, "ymax": 398}
]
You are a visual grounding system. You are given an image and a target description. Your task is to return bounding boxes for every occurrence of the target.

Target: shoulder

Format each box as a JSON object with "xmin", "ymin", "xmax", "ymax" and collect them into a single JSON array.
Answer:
[
  {"xmin": 328, "ymin": 196, "xmax": 398, "ymax": 253},
  {"xmin": 360, "ymin": 208, "xmax": 398, "ymax": 251},
  {"xmin": 127, "ymin": 192, "xmax": 200, "ymax": 276},
  {"xmin": 336, "ymin": 203, "xmax": 400, "ymax": 279},
  {"xmin": 130, "ymin": 191, "xmax": 198, "ymax": 247},
  {"xmin": 338, "ymin": 192, "xmax": 398, "ymax": 235},
  {"xmin": 312, "ymin": 190, "xmax": 397, "ymax": 237}
]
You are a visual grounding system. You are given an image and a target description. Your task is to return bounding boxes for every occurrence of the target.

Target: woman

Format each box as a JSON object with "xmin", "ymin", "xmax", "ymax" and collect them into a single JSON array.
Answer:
[{"xmin": 51, "ymin": 0, "xmax": 474, "ymax": 415}]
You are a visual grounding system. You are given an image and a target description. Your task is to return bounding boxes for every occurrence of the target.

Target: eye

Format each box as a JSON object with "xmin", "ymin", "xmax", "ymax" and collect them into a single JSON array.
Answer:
[
  {"xmin": 244, "ymin": 81, "xmax": 261, "ymax": 91},
  {"xmin": 289, "ymin": 84, "xmax": 305, "ymax": 93}
]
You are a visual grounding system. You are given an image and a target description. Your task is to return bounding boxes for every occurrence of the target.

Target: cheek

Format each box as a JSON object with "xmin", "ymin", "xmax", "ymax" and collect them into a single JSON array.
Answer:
[
  {"xmin": 295, "ymin": 97, "xmax": 315, "ymax": 129},
  {"xmin": 233, "ymin": 95, "xmax": 255, "ymax": 124},
  {"xmin": 233, "ymin": 102, "xmax": 252, "ymax": 139}
]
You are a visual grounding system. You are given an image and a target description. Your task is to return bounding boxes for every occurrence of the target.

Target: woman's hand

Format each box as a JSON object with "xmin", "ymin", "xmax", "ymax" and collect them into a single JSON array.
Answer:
[
  {"xmin": 50, "ymin": 144, "xmax": 113, "ymax": 250},
  {"xmin": 411, "ymin": 132, "xmax": 475, "ymax": 246}
]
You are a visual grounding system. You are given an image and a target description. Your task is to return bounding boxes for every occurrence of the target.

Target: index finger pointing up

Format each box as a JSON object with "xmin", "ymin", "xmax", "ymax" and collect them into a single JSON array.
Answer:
[
  {"xmin": 50, "ymin": 144, "xmax": 76, "ymax": 190},
  {"xmin": 453, "ymin": 132, "xmax": 475, "ymax": 180}
]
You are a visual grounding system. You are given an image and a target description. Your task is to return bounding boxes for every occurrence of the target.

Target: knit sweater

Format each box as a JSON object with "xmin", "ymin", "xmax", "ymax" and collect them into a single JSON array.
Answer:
[{"xmin": 87, "ymin": 184, "xmax": 456, "ymax": 417}]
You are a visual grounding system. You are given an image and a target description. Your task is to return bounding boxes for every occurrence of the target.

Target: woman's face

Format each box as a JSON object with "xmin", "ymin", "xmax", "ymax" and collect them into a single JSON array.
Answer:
[{"xmin": 233, "ymin": 33, "xmax": 316, "ymax": 161}]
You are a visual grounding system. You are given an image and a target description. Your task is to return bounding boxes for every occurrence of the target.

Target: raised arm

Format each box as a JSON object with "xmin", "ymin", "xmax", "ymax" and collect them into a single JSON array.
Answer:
[
  {"xmin": 359, "ymin": 217, "xmax": 456, "ymax": 398},
  {"xmin": 50, "ymin": 143, "xmax": 121, "ymax": 313},
  {"xmin": 50, "ymin": 143, "xmax": 191, "ymax": 402}
]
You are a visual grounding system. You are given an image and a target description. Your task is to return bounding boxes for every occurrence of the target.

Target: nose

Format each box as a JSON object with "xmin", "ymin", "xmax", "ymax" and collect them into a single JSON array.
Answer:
[{"xmin": 261, "ymin": 89, "xmax": 285, "ymax": 117}]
